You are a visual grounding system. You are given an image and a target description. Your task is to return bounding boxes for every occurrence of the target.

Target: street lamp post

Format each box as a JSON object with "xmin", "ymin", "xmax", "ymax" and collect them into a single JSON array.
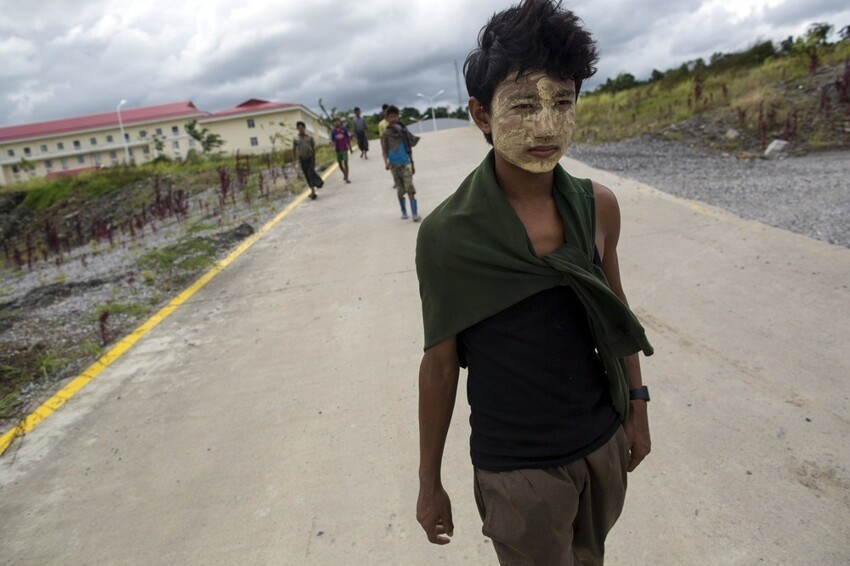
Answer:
[
  {"xmin": 116, "ymin": 99, "xmax": 131, "ymax": 164},
  {"xmin": 417, "ymin": 89, "xmax": 444, "ymax": 133}
]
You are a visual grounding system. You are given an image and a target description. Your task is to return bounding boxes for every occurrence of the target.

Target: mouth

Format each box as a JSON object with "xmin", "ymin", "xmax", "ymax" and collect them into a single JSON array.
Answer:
[{"xmin": 527, "ymin": 145, "xmax": 560, "ymax": 159}]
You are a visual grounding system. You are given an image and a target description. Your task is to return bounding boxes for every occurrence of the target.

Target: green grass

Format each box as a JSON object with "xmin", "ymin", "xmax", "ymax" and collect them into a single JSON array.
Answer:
[
  {"xmin": 137, "ymin": 237, "xmax": 217, "ymax": 275},
  {"xmin": 576, "ymin": 42, "xmax": 850, "ymax": 146}
]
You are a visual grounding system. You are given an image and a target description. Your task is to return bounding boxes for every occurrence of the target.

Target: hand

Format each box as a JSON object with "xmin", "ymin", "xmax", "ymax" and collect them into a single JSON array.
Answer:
[
  {"xmin": 623, "ymin": 400, "xmax": 651, "ymax": 471},
  {"xmin": 411, "ymin": 164, "xmax": 416, "ymax": 175},
  {"xmin": 385, "ymin": 163, "xmax": 390, "ymax": 170},
  {"xmin": 417, "ymin": 484, "xmax": 454, "ymax": 545}
]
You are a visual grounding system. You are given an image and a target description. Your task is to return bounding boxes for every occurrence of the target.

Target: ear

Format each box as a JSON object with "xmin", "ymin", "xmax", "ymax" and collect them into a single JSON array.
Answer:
[{"xmin": 468, "ymin": 97, "xmax": 492, "ymax": 135}]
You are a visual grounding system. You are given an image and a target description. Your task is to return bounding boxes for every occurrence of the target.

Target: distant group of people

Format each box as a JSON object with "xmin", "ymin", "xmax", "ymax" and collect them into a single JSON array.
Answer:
[{"xmin": 290, "ymin": 103, "xmax": 421, "ymax": 221}]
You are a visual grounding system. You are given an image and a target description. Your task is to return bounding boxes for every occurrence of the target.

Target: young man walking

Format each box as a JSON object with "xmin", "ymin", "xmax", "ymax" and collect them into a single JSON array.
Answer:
[
  {"xmin": 381, "ymin": 105, "xmax": 421, "ymax": 221},
  {"xmin": 415, "ymin": 1, "xmax": 654, "ymax": 563},
  {"xmin": 352, "ymin": 107, "xmax": 369, "ymax": 159},
  {"xmin": 292, "ymin": 121, "xmax": 323, "ymax": 200},
  {"xmin": 329, "ymin": 117, "xmax": 353, "ymax": 183}
]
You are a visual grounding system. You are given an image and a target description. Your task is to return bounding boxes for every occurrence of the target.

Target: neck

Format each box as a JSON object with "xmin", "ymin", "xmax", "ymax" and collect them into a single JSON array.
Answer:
[{"xmin": 493, "ymin": 151, "xmax": 555, "ymax": 202}]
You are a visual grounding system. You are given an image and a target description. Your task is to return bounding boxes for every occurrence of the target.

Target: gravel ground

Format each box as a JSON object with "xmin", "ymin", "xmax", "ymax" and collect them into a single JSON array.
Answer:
[
  {"xmin": 0, "ymin": 169, "xmax": 306, "ymax": 427},
  {"xmin": 567, "ymin": 137, "xmax": 850, "ymax": 248}
]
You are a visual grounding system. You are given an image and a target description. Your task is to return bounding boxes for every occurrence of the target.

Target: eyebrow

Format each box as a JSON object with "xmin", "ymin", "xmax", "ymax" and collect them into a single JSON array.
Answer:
[{"xmin": 505, "ymin": 88, "xmax": 576, "ymax": 102}]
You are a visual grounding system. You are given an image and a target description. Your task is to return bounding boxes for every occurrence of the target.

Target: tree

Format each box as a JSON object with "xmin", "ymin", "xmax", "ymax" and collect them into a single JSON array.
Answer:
[
  {"xmin": 840, "ymin": 25, "xmax": 850, "ymax": 42},
  {"xmin": 184, "ymin": 119, "xmax": 224, "ymax": 153},
  {"xmin": 317, "ymin": 98, "xmax": 350, "ymax": 131},
  {"xmin": 805, "ymin": 22, "xmax": 833, "ymax": 46}
]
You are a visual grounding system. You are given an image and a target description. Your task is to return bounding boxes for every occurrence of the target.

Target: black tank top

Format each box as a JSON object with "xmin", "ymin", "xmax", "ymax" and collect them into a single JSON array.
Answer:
[{"xmin": 458, "ymin": 285, "xmax": 619, "ymax": 471}]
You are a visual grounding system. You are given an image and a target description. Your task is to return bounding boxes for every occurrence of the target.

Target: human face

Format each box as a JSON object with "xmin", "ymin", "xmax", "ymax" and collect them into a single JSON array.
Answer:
[
  {"xmin": 488, "ymin": 71, "xmax": 576, "ymax": 173},
  {"xmin": 387, "ymin": 113, "xmax": 399, "ymax": 125}
]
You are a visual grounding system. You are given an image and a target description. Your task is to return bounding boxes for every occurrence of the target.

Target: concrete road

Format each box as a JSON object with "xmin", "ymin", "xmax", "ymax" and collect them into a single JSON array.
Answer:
[{"xmin": 1, "ymin": 126, "xmax": 848, "ymax": 565}]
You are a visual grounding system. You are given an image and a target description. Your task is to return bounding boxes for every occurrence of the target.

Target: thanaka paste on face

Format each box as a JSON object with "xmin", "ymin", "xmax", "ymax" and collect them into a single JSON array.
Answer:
[{"xmin": 488, "ymin": 72, "xmax": 576, "ymax": 173}]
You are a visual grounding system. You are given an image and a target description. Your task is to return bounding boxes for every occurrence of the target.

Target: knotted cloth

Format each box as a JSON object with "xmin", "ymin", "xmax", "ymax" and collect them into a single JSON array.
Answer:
[{"xmin": 415, "ymin": 150, "xmax": 653, "ymax": 421}]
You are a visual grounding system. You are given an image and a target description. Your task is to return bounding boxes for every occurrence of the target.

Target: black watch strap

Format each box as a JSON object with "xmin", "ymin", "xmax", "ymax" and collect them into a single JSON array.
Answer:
[{"xmin": 629, "ymin": 385, "xmax": 650, "ymax": 402}]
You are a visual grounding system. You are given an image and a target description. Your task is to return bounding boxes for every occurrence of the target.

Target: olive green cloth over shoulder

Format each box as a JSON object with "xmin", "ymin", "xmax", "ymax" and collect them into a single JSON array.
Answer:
[{"xmin": 415, "ymin": 150, "xmax": 653, "ymax": 422}]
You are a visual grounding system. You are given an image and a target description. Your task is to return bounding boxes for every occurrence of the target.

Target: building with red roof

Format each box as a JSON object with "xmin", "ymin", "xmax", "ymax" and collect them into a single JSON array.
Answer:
[{"xmin": 0, "ymin": 99, "xmax": 325, "ymax": 186}]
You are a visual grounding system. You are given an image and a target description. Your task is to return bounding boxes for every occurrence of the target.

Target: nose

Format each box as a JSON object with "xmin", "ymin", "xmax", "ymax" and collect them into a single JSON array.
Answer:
[{"xmin": 531, "ymin": 106, "xmax": 558, "ymax": 139}]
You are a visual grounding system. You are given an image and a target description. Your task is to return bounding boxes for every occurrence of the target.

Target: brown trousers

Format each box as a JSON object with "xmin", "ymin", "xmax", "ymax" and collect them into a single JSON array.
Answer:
[{"xmin": 473, "ymin": 427, "xmax": 629, "ymax": 566}]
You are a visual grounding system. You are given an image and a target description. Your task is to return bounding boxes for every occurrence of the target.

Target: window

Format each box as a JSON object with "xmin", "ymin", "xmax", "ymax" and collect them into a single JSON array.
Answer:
[
  {"xmin": 94, "ymin": 153, "xmax": 101, "ymax": 165},
  {"xmin": 57, "ymin": 142, "xmax": 64, "ymax": 150},
  {"xmin": 109, "ymin": 150, "xmax": 117, "ymax": 159},
  {"xmin": 73, "ymin": 140, "xmax": 81, "ymax": 149},
  {"xmin": 61, "ymin": 158, "xmax": 69, "ymax": 169},
  {"xmin": 124, "ymin": 133, "xmax": 130, "ymax": 142},
  {"xmin": 188, "ymin": 138, "xmax": 196, "ymax": 147},
  {"xmin": 90, "ymin": 137, "xmax": 97, "ymax": 145},
  {"xmin": 11, "ymin": 164, "xmax": 19, "ymax": 173},
  {"xmin": 171, "ymin": 126, "xmax": 179, "ymax": 135},
  {"xmin": 106, "ymin": 135, "xmax": 114, "ymax": 143},
  {"xmin": 139, "ymin": 130, "xmax": 147, "ymax": 139},
  {"xmin": 45, "ymin": 160, "xmax": 53, "ymax": 170},
  {"xmin": 40, "ymin": 144, "xmax": 48, "ymax": 153},
  {"xmin": 250, "ymin": 137, "xmax": 258, "ymax": 146},
  {"xmin": 142, "ymin": 146, "xmax": 150, "ymax": 155},
  {"xmin": 6, "ymin": 149, "xmax": 13, "ymax": 157},
  {"xmin": 247, "ymin": 119, "xmax": 255, "ymax": 128},
  {"xmin": 77, "ymin": 155, "xmax": 85, "ymax": 164},
  {"xmin": 24, "ymin": 147, "xmax": 31, "ymax": 156},
  {"xmin": 172, "ymin": 141, "xmax": 180, "ymax": 150},
  {"xmin": 155, "ymin": 128, "xmax": 163, "ymax": 136}
]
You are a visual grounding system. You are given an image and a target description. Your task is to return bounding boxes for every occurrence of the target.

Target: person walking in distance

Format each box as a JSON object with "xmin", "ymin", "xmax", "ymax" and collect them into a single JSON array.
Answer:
[
  {"xmin": 352, "ymin": 107, "xmax": 370, "ymax": 159},
  {"xmin": 292, "ymin": 121, "xmax": 323, "ymax": 200},
  {"xmin": 381, "ymin": 105, "xmax": 421, "ymax": 221},
  {"xmin": 330, "ymin": 117, "xmax": 353, "ymax": 183},
  {"xmin": 414, "ymin": 1, "xmax": 654, "ymax": 563}
]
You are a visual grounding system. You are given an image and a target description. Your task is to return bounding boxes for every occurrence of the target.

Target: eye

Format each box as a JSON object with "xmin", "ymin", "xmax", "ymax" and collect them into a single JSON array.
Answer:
[
  {"xmin": 512, "ymin": 103, "xmax": 535, "ymax": 110},
  {"xmin": 555, "ymin": 99, "xmax": 574, "ymax": 107}
]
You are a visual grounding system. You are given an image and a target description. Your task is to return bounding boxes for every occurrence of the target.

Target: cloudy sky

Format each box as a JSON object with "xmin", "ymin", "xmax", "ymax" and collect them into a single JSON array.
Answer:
[{"xmin": 1, "ymin": 0, "xmax": 848, "ymax": 127}]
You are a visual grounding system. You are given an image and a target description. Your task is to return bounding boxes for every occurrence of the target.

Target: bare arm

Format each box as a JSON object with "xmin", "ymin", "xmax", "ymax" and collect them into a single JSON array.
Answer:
[
  {"xmin": 594, "ymin": 181, "xmax": 651, "ymax": 472},
  {"xmin": 416, "ymin": 336, "xmax": 460, "ymax": 544}
]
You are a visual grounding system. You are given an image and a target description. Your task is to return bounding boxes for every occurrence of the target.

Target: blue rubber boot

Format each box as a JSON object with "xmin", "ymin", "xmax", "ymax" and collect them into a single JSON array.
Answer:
[
  {"xmin": 411, "ymin": 198, "xmax": 420, "ymax": 222},
  {"xmin": 400, "ymin": 199, "xmax": 408, "ymax": 220}
]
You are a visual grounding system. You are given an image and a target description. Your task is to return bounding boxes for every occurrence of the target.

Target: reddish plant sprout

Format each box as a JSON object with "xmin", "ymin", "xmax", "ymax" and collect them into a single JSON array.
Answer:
[
  {"xmin": 99, "ymin": 309, "xmax": 110, "ymax": 344},
  {"xmin": 235, "ymin": 151, "xmax": 251, "ymax": 190},
  {"xmin": 25, "ymin": 233, "xmax": 34, "ymax": 271},
  {"xmin": 836, "ymin": 59, "xmax": 850, "ymax": 103},
  {"xmin": 694, "ymin": 73, "xmax": 704, "ymax": 102},
  {"xmin": 173, "ymin": 189, "xmax": 189, "ymax": 219},
  {"xmin": 820, "ymin": 88, "xmax": 831, "ymax": 118},
  {"xmin": 217, "ymin": 166, "xmax": 231, "ymax": 209},
  {"xmin": 808, "ymin": 46, "xmax": 819, "ymax": 76},
  {"xmin": 757, "ymin": 101, "xmax": 767, "ymax": 149},
  {"xmin": 74, "ymin": 215, "xmax": 84, "ymax": 247}
]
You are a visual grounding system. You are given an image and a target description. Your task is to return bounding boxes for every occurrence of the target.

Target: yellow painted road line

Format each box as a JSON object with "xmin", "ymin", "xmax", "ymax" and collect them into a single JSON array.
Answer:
[{"xmin": 0, "ymin": 165, "xmax": 337, "ymax": 456}]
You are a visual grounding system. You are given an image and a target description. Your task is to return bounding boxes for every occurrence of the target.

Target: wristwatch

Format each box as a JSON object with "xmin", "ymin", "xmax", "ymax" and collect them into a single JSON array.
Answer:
[{"xmin": 629, "ymin": 386, "xmax": 650, "ymax": 402}]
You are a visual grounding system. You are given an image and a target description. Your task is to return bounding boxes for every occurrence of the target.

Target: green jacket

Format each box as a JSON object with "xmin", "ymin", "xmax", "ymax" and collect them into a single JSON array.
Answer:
[{"xmin": 415, "ymin": 150, "xmax": 653, "ymax": 422}]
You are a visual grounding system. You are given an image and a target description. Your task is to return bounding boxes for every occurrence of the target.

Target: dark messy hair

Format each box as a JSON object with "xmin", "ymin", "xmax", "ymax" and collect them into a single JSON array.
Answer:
[
  {"xmin": 386, "ymin": 105, "xmax": 400, "ymax": 116},
  {"xmin": 296, "ymin": 121, "xmax": 306, "ymax": 128},
  {"xmin": 464, "ymin": 0, "xmax": 598, "ymax": 143}
]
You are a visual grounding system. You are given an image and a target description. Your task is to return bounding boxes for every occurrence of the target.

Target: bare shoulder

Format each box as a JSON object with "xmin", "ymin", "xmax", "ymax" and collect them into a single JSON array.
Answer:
[
  {"xmin": 591, "ymin": 180, "xmax": 621, "ymax": 233},
  {"xmin": 592, "ymin": 180, "xmax": 618, "ymax": 211}
]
